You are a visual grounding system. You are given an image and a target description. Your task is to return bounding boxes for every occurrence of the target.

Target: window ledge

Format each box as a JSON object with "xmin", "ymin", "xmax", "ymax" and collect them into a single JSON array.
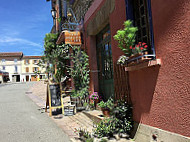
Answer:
[{"xmin": 125, "ymin": 59, "xmax": 161, "ymax": 72}]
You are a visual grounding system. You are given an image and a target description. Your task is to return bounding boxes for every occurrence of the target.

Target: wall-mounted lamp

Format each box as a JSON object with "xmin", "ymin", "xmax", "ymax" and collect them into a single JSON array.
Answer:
[{"xmin": 51, "ymin": 9, "xmax": 56, "ymax": 19}]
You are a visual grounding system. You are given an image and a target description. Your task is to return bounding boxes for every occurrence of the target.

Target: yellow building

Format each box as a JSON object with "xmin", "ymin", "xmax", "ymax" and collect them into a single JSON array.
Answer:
[{"xmin": 21, "ymin": 56, "xmax": 47, "ymax": 82}]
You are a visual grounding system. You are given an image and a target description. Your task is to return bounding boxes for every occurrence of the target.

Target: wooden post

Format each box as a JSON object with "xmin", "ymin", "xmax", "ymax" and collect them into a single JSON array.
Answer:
[
  {"xmin": 48, "ymin": 84, "xmax": 52, "ymax": 116},
  {"xmin": 60, "ymin": 83, "xmax": 64, "ymax": 115}
]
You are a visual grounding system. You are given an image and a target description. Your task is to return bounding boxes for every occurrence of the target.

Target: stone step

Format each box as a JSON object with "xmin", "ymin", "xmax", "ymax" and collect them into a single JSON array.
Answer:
[{"xmin": 82, "ymin": 110, "xmax": 104, "ymax": 124}]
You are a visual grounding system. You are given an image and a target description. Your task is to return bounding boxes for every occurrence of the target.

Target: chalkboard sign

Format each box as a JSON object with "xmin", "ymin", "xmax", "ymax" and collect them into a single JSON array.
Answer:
[
  {"xmin": 49, "ymin": 84, "xmax": 61, "ymax": 107},
  {"xmin": 48, "ymin": 83, "xmax": 63, "ymax": 116}
]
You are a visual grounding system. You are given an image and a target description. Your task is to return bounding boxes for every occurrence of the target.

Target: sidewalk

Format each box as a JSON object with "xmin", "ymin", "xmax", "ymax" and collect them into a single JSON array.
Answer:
[
  {"xmin": 25, "ymin": 81, "xmax": 93, "ymax": 142},
  {"xmin": 26, "ymin": 81, "xmax": 134, "ymax": 142}
]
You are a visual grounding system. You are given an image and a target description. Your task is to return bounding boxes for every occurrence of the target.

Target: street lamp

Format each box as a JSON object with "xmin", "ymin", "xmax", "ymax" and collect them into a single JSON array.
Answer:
[{"xmin": 51, "ymin": 9, "xmax": 56, "ymax": 19}]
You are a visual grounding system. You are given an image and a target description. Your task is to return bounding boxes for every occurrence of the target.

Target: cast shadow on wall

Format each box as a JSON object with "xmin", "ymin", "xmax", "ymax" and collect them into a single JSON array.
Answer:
[{"xmin": 129, "ymin": 65, "xmax": 160, "ymax": 138}]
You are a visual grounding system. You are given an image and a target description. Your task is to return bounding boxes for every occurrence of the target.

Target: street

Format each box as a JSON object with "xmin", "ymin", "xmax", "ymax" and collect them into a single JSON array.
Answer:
[{"xmin": 0, "ymin": 82, "xmax": 71, "ymax": 142}]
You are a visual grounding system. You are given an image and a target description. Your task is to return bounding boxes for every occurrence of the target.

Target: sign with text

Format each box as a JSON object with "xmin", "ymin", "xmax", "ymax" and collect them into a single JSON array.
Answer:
[{"xmin": 64, "ymin": 31, "xmax": 81, "ymax": 45}]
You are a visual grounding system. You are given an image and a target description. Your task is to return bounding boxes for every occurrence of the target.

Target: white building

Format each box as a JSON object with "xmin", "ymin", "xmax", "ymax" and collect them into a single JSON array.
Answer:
[
  {"xmin": 0, "ymin": 52, "xmax": 47, "ymax": 83},
  {"xmin": 0, "ymin": 52, "xmax": 23, "ymax": 82}
]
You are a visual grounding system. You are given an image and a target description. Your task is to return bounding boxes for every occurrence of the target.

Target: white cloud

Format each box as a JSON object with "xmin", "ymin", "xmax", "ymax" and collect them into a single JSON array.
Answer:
[{"xmin": 0, "ymin": 36, "xmax": 42, "ymax": 48}]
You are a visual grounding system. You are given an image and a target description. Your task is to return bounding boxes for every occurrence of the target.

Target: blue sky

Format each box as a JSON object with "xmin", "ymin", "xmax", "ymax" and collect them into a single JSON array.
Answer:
[{"xmin": 0, "ymin": 0, "xmax": 52, "ymax": 55}]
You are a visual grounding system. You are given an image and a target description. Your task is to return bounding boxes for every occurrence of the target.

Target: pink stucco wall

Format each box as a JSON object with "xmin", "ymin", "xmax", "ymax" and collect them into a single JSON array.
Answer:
[
  {"xmin": 130, "ymin": 0, "xmax": 190, "ymax": 137},
  {"xmin": 83, "ymin": 0, "xmax": 190, "ymax": 137},
  {"xmin": 84, "ymin": 0, "xmax": 126, "ymax": 93}
]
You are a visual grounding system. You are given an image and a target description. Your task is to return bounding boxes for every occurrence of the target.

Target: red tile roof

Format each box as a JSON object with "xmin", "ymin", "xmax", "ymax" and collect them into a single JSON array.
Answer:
[
  {"xmin": 0, "ymin": 52, "xmax": 23, "ymax": 57},
  {"xmin": 23, "ymin": 56, "xmax": 43, "ymax": 59}
]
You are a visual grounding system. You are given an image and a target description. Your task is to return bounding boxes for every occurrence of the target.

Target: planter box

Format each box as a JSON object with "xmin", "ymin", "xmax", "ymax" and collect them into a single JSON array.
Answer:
[{"xmin": 128, "ymin": 52, "xmax": 152, "ymax": 67}]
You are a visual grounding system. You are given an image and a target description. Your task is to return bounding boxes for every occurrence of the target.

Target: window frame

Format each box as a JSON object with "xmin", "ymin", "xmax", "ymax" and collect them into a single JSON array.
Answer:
[
  {"xmin": 15, "ymin": 65, "xmax": 18, "ymax": 73},
  {"xmin": 14, "ymin": 59, "xmax": 17, "ymax": 63},
  {"xmin": 125, "ymin": 0, "xmax": 155, "ymax": 59}
]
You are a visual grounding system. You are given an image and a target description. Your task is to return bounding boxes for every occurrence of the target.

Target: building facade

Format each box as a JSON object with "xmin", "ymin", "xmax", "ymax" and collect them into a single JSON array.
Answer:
[
  {"xmin": 21, "ymin": 56, "xmax": 46, "ymax": 82},
  {"xmin": 0, "ymin": 52, "xmax": 23, "ymax": 82},
  {"xmin": 48, "ymin": 0, "xmax": 190, "ymax": 141},
  {"xmin": 0, "ymin": 52, "xmax": 46, "ymax": 82}
]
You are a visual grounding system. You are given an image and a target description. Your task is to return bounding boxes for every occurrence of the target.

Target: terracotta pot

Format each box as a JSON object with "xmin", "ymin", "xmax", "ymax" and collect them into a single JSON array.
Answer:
[{"xmin": 101, "ymin": 108, "xmax": 110, "ymax": 117}]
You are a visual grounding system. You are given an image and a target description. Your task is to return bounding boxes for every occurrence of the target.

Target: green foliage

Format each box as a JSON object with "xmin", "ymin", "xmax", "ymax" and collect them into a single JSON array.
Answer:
[
  {"xmin": 42, "ymin": 33, "xmax": 71, "ymax": 82},
  {"xmin": 69, "ymin": 46, "xmax": 90, "ymax": 98},
  {"xmin": 94, "ymin": 118, "xmax": 115, "ymax": 138},
  {"xmin": 94, "ymin": 101, "xmax": 133, "ymax": 138},
  {"xmin": 113, "ymin": 20, "xmax": 138, "ymax": 57},
  {"xmin": 100, "ymin": 138, "xmax": 108, "ymax": 142},
  {"xmin": 117, "ymin": 55, "xmax": 129, "ymax": 65},
  {"xmin": 74, "ymin": 128, "xmax": 93, "ymax": 142},
  {"xmin": 113, "ymin": 101, "xmax": 133, "ymax": 134},
  {"xmin": 98, "ymin": 98, "xmax": 114, "ymax": 110},
  {"xmin": 44, "ymin": 33, "xmax": 58, "ymax": 59}
]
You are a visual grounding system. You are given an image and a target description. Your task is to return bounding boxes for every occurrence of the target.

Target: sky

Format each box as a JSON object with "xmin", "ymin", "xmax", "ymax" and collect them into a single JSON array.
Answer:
[{"xmin": 0, "ymin": 0, "xmax": 53, "ymax": 55}]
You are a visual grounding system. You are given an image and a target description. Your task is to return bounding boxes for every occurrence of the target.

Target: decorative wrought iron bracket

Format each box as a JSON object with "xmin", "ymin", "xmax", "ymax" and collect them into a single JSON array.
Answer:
[{"xmin": 62, "ymin": 8, "xmax": 81, "ymax": 31}]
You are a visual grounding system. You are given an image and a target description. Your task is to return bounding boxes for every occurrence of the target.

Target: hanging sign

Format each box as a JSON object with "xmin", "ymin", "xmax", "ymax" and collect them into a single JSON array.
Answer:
[
  {"xmin": 64, "ymin": 31, "xmax": 81, "ymax": 45},
  {"xmin": 56, "ymin": 30, "xmax": 82, "ymax": 45}
]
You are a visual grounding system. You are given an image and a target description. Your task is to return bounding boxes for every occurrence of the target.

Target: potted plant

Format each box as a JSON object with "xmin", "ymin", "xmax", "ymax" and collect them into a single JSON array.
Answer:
[
  {"xmin": 98, "ymin": 98, "xmax": 114, "ymax": 117},
  {"xmin": 89, "ymin": 92, "xmax": 99, "ymax": 109},
  {"xmin": 114, "ymin": 20, "xmax": 151, "ymax": 66}
]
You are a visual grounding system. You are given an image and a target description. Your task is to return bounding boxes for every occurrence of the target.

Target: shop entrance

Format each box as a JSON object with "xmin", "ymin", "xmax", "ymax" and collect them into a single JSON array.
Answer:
[
  {"xmin": 96, "ymin": 25, "xmax": 114, "ymax": 101},
  {"xmin": 26, "ymin": 76, "xmax": 29, "ymax": 82},
  {"xmin": 12, "ymin": 75, "xmax": 20, "ymax": 82},
  {"xmin": 31, "ymin": 75, "xmax": 37, "ymax": 81}
]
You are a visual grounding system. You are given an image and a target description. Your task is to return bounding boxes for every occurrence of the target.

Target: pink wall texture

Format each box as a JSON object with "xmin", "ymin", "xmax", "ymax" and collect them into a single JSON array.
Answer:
[
  {"xmin": 130, "ymin": 0, "xmax": 190, "ymax": 137},
  {"xmin": 83, "ymin": 0, "xmax": 190, "ymax": 137}
]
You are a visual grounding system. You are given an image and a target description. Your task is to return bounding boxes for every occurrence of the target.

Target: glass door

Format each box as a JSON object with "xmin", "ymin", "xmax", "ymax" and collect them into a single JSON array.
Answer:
[{"xmin": 96, "ymin": 25, "xmax": 114, "ymax": 101}]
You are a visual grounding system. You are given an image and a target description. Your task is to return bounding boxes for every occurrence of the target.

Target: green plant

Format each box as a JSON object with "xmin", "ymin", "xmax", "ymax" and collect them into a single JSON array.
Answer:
[
  {"xmin": 74, "ymin": 128, "xmax": 93, "ymax": 142},
  {"xmin": 94, "ymin": 100, "xmax": 134, "ymax": 138},
  {"xmin": 113, "ymin": 101, "xmax": 133, "ymax": 134},
  {"xmin": 94, "ymin": 118, "xmax": 115, "ymax": 138},
  {"xmin": 89, "ymin": 92, "xmax": 99, "ymax": 100},
  {"xmin": 69, "ymin": 46, "xmax": 90, "ymax": 98},
  {"xmin": 98, "ymin": 98, "xmax": 114, "ymax": 110},
  {"xmin": 100, "ymin": 138, "xmax": 108, "ymax": 142},
  {"xmin": 117, "ymin": 55, "xmax": 129, "ymax": 65},
  {"xmin": 114, "ymin": 20, "xmax": 138, "ymax": 57},
  {"xmin": 131, "ymin": 42, "xmax": 148, "ymax": 55},
  {"xmin": 42, "ymin": 33, "xmax": 70, "ymax": 82}
]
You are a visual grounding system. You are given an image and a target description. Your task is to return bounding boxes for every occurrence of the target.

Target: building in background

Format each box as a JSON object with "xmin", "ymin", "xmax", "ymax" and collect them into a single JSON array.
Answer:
[
  {"xmin": 0, "ymin": 52, "xmax": 23, "ymax": 82},
  {"xmin": 21, "ymin": 56, "xmax": 46, "ymax": 82},
  {"xmin": 0, "ymin": 52, "xmax": 46, "ymax": 82}
]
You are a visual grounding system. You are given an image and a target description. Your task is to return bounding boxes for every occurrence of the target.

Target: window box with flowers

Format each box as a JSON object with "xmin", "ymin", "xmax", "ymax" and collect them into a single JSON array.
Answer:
[{"xmin": 114, "ymin": 20, "xmax": 160, "ymax": 71}]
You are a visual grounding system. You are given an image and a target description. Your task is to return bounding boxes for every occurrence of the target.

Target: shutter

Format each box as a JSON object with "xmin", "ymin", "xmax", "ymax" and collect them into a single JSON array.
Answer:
[
  {"xmin": 24, "ymin": 60, "xmax": 26, "ymax": 64},
  {"xmin": 33, "ymin": 67, "xmax": 34, "ymax": 72}
]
